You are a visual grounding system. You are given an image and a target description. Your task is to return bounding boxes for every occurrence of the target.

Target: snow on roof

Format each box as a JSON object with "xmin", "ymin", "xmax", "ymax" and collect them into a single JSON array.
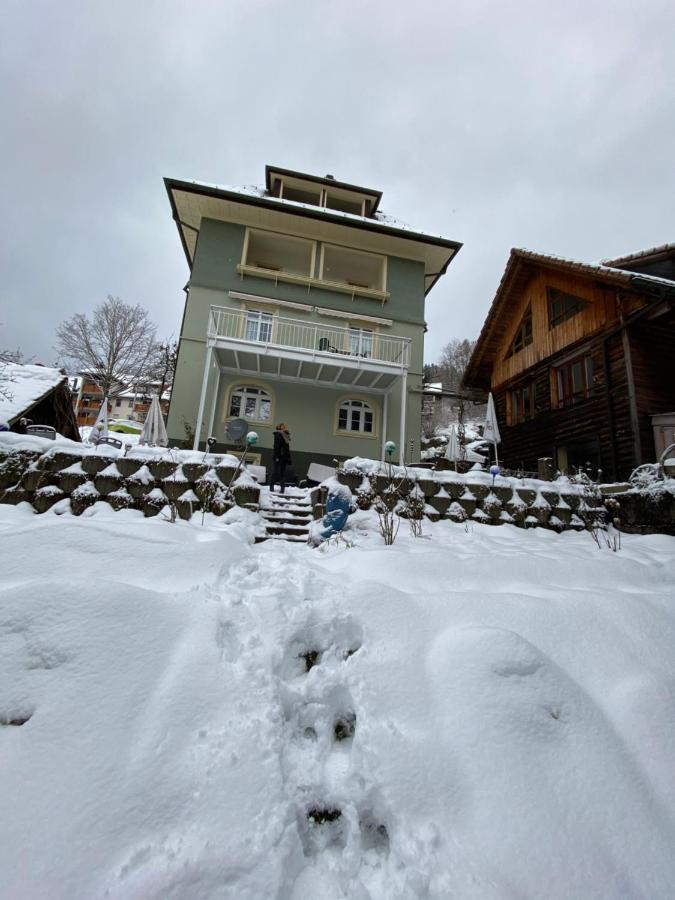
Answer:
[
  {"xmin": 602, "ymin": 242, "xmax": 675, "ymax": 267},
  {"xmin": 0, "ymin": 363, "xmax": 67, "ymax": 424},
  {"xmin": 171, "ymin": 178, "xmax": 452, "ymax": 243}
]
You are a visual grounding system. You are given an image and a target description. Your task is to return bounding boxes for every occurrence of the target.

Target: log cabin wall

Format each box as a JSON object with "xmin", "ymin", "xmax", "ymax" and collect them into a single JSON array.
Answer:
[
  {"xmin": 629, "ymin": 313, "xmax": 675, "ymax": 463},
  {"xmin": 495, "ymin": 338, "xmax": 621, "ymax": 478}
]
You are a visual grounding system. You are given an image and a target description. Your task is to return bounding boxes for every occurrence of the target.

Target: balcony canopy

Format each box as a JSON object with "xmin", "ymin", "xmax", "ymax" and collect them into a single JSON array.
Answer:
[{"xmin": 207, "ymin": 306, "xmax": 409, "ymax": 394}]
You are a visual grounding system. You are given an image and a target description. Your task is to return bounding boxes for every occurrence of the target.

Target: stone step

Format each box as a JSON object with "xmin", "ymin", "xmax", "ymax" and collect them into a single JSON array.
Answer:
[
  {"xmin": 262, "ymin": 515, "xmax": 312, "ymax": 527},
  {"xmin": 255, "ymin": 533, "xmax": 308, "ymax": 544}
]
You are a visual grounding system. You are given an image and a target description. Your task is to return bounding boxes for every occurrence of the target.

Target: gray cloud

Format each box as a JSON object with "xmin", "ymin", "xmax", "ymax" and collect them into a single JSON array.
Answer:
[{"xmin": 2, "ymin": 0, "xmax": 674, "ymax": 365}]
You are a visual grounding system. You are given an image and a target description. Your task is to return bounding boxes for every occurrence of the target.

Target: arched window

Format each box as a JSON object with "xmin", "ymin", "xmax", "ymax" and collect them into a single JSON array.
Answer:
[
  {"xmin": 228, "ymin": 385, "xmax": 272, "ymax": 422},
  {"xmin": 337, "ymin": 399, "xmax": 374, "ymax": 434}
]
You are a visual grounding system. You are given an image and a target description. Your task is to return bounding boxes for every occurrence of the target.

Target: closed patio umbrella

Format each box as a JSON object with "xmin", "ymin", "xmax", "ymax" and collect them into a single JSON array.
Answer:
[{"xmin": 139, "ymin": 395, "xmax": 168, "ymax": 447}]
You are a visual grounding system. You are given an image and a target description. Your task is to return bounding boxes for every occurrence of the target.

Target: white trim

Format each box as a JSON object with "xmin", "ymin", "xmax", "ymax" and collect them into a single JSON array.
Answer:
[
  {"xmin": 315, "ymin": 306, "xmax": 392, "ymax": 326},
  {"xmin": 228, "ymin": 290, "xmax": 313, "ymax": 313}
]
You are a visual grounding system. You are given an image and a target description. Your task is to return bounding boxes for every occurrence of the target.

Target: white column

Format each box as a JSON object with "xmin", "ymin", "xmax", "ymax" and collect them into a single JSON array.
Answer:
[
  {"xmin": 381, "ymin": 391, "xmax": 389, "ymax": 462},
  {"xmin": 399, "ymin": 369, "xmax": 407, "ymax": 465},
  {"xmin": 193, "ymin": 344, "xmax": 213, "ymax": 450},
  {"xmin": 207, "ymin": 365, "xmax": 220, "ymax": 440}
]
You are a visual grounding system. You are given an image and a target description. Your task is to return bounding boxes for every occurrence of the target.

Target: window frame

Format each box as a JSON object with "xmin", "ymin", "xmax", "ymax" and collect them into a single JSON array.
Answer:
[
  {"xmin": 508, "ymin": 383, "xmax": 535, "ymax": 425},
  {"xmin": 335, "ymin": 397, "xmax": 377, "ymax": 438},
  {"xmin": 243, "ymin": 309, "xmax": 274, "ymax": 343},
  {"xmin": 553, "ymin": 354, "xmax": 595, "ymax": 408},
  {"xmin": 226, "ymin": 384, "xmax": 274, "ymax": 424},
  {"xmin": 505, "ymin": 306, "xmax": 533, "ymax": 359},
  {"xmin": 547, "ymin": 287, "xmax": 591, "ymax": 329}
]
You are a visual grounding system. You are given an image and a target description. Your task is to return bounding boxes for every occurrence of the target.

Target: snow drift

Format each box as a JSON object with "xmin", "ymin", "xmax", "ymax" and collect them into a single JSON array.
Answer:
[{"xmin": 1, "ymin": 502, "xmax": 675, "ymax": 899}]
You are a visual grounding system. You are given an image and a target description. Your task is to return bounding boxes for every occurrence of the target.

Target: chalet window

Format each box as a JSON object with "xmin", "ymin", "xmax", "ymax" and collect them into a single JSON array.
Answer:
[
  {"xmin": 245, "ymin": 310, "xmax": 273, "ymax": 343},
  {"xmin": 228, "ymin": 386, "xmax": 272, "ymax": 422},
  {"xmin": 506, "ymin": 307, "xmax": 533, "ymax": 358},
  {"xmin": 337, "ymin": 399, "xmax": 374, "ymax": 434},
  {"xmin": 547, "ymin": 288, "xmax": 591, "ymax": 328},
  {"xmin": 555, "ymin": 355, "xmax": 595, "ymax": 407},
  {"xmin": 509, "ymin": 383, "xmax": 535, "ymax": 425}
]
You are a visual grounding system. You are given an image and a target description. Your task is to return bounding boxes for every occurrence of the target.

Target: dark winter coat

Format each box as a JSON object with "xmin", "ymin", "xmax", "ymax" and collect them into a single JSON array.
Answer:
[{"xmin": 273, "ymin": 430, "xmax": 292, "ymax": 464}]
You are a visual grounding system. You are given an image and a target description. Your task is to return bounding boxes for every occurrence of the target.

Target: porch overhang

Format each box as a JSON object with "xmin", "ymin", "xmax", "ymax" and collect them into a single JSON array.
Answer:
[{"xmin": 210, "ymin": 338, "xmax": 402, "ymax": 394}]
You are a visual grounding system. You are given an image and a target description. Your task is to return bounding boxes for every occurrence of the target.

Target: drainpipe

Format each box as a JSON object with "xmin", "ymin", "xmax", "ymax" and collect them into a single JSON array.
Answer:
[{"xmin": 617, "ymin": 292, "xmax": 643, "ymax": 468}]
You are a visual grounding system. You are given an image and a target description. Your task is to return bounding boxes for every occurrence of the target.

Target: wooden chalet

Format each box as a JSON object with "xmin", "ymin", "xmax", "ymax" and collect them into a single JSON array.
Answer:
[{"xmin": 462, "ymin": 245, "xmax": 675, "ymax": 480}]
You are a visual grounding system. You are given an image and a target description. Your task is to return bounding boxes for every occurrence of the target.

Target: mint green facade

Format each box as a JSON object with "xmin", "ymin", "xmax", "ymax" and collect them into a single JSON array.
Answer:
[{"xmin": 167, "ymin": 216, "xmax": 429, "ymax": 473}]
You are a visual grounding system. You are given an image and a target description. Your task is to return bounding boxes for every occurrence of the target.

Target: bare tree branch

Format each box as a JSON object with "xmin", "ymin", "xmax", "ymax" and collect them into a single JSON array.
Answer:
[{"xmin": 55, "ymin": 296, "xmax": 158, "ymax": 398}]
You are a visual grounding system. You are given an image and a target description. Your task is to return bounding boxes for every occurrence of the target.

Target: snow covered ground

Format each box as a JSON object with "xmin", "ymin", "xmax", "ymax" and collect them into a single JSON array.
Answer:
[{"xmin": 1, "ymin": 501, "xmax": 675, "ymax": 899}]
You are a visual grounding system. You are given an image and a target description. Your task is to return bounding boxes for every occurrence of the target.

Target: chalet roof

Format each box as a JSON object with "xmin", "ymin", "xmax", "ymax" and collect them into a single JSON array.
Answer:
[
  {"xmin": 462, "ymin": 248, "xmax": 675, "ymax": 390},
  {"xmin": 602, "ymin": 242, "xmax": 675, "ymax": 268},
  {"xmin": 0, "ymin": 363, "xmax": 68, "ymax": 426}
]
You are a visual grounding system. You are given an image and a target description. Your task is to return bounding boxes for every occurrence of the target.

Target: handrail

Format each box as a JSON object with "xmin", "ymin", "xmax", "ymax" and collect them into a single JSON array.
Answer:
[{"xmin": 208, "ymin": 305, "xmax": 410, "ymax": 368}]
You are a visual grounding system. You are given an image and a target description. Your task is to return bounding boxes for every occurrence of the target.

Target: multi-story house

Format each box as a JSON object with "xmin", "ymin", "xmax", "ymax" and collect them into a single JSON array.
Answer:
[
  {"xmin": 72, "ymin": 377, "xmax": 170, "ymax": 428},
  {"xmin": 164, "ymin": 166, "xmax": 462, "ymax": 474},
  {"xmin": 462, "ymin": 245, "xmax": 675, "ymax": 479}
]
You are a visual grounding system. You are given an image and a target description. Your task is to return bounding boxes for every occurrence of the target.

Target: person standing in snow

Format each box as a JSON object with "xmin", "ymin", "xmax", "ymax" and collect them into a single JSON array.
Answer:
[{"xmin": 270, "ymin": 423, "xmax": 292, "ymax": 493}]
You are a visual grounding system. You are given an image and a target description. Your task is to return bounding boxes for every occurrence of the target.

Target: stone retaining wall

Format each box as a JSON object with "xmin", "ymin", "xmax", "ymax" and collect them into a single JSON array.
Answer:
[
  {"xmin": 0, "ymin": 445, "xmax": 260, "ymax": 519},
  {"xmin": 333, "ymin": 463, "xmax": 606, "ymax": 533}
]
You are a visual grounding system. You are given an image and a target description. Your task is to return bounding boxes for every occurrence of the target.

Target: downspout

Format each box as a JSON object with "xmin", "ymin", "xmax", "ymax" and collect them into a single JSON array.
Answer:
[
  {"xmin": 617, "ymin": 292, "xmax": 643, "ymax": 468},
  {"xmin": 601, "ymin": 334, "xmax": 618, "ymax": 481}
]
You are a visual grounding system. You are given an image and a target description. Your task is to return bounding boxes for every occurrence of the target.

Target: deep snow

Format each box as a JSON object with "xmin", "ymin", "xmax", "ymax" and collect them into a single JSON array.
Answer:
[{"xmin": 1, "ymin": 501, "xmax": 675, "ymax": 899}]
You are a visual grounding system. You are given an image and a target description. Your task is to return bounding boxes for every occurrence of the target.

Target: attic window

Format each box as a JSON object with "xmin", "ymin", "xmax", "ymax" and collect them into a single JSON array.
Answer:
[
  {"xmin": 506, "ymin": 306, "xmax": 533, "ymax": 358},
  {"xmin": 547, "ymin": 288, "xmax": 590, "ymax": 328}
]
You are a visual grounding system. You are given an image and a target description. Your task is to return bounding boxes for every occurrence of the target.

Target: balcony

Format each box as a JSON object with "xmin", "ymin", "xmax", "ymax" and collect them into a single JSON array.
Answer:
[{"xmin": 206, "ymin": 306, "xmax": 410, "ymax": 392}]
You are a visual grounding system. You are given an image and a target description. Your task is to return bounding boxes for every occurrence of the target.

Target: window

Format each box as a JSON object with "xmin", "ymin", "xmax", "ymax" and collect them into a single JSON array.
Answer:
[
  {"xmin": 245, "ymin": 310, "xmax": 273, "ymax": 343},
  {"xmin": 547, "ymin": 288, "xmax": 590, "ymax": 328},
  {"xmin": 228, "ymin": 386, "xmax": 272, "ymax": 422},
  {"xmin": 348, "ymin": 328, "xmax": 373, "ymax": 358},
  {"xmin": 337, "ymin": 399, "xmax": 374, "ymax": 434},
  {"xmin": 321, "ymin": 244, "xmax": 385, "ymax": 292},
  {"xmin": 555, "ymin": 355, "xmax": 595, "ymax": 407},
  {"xmin": 506, "ymin": 306, "xmax": 533, "ymax": 358},
  {"xmin": 509, "ymin": 383, "xmax": 535, "ymax": 424},
  {"xmin": 243, "ymin": 229, "xmax": 314, "ymax": 277}
]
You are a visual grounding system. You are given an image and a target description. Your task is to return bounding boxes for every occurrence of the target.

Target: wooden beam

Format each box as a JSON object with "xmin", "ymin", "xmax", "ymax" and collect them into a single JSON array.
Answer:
[{"xmin": 621, "ymin": 325, "xmax": 642, "ymax": 467}]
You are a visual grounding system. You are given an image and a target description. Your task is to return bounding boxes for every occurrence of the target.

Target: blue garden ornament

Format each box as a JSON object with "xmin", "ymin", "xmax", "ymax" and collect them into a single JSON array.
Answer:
[
  {"xmin": 312, "ymin": 483, "xmax": 351, "ymax": 543},
  {"xmin": 384, "ymin": 440, "xmax": 396, "ymax": 459},
  {"xmin": 490, "ymin": 464, "xmax": 500, "ymax": 486},
  {"xmin": 246, "ymin": 431, "xmax": 259, "ymax": 446}
]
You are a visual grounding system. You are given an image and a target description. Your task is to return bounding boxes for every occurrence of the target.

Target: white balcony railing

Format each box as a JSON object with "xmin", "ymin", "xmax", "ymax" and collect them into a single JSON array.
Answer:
[{"xmin": 208, "ymin": 306, "xmax": 410, "ymax": 368}]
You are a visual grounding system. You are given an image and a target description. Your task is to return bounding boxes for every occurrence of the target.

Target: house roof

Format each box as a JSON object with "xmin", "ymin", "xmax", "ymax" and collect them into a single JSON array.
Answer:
[
  {"xmin": 0, "ymin": 363, "xmax": 68, "ymax": 425},
  {"xmin": 602, "ymin": 242, "xmax": 675, "ymax": 268},
  {"xmin": 164, "ymin": 177, "xmax": 462, "ymax": 296},
  {"xmin": 462, "ymin": 248, "xmax": 675, "ymax": 390}
]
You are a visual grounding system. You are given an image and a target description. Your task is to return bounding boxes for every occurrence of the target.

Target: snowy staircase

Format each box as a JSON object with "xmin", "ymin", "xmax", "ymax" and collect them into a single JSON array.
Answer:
[{"xmin": 256, "ymin": 488, "xmax": 314, "ymax": 543}]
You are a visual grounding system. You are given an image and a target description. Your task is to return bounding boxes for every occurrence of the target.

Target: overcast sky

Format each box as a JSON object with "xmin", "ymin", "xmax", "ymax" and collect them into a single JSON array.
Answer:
[{"xmin": 2, "ymin": 0, "xmax": 674, "ymax": 367}]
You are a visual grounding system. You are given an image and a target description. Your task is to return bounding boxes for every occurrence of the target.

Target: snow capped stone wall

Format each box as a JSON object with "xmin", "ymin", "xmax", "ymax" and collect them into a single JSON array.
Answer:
[{"xmin": 0, "ymin": 435, "xmax": 260, "ymax": 518}]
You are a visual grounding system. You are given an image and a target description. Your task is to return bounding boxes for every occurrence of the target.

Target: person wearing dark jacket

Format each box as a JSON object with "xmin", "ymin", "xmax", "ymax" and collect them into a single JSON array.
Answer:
[{"xmin": 270, "ymin": 423, "xmax": 292, "ymax": 493}]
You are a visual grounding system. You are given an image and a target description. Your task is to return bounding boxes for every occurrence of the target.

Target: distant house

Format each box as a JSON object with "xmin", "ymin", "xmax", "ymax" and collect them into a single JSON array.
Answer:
[
  {"xmin": 1, "ymin": 363, "xmax": 79, "ymax": 440},
  {"xmin": 462, "ymin": 245, "xmax": 675, "ymax": 479},
  {"xmin": 71, "ymin": 377, "xmax": 170, "ymax": 428},
  {"xmin": 164, "ymin": 165, "xmax": 462, "ymax": 472}
]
